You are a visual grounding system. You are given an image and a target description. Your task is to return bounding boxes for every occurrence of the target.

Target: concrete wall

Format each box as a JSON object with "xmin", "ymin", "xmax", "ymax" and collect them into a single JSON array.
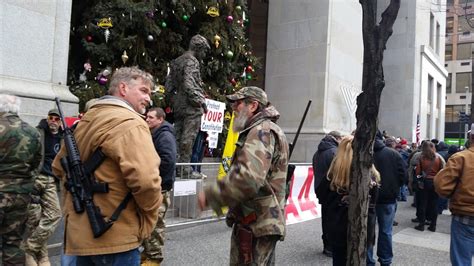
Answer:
[
  {"xmin": 265, "ymin": 0, "xmax": 363, "ymax": 162},
  {"xmin": 378, "ymin": 0, "xmax": 447, "ymax": 141},
  {"xmin": 0, "ymin": 0, "xmax": 78, "ymax": 125}
]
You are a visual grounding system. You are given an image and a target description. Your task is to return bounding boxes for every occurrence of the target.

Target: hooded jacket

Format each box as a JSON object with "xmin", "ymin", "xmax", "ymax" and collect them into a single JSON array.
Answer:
[
  {"xmin": 151, "ymin": 120, "xmax": 176, "ymax": 191},
  {"xmin": 312, "ymin": 135, "xmax": 339, "ymax": 204},
  {"xmin": 373, "ymin": 133, "xmax": 407, "ymax": 204},
  {"xmin": 52, "ymin": 96, "xmax": 162, "ymax": 256},
  {"xmin": 204, "ymin": 105, "xmax": 289, "ymax": 239}
]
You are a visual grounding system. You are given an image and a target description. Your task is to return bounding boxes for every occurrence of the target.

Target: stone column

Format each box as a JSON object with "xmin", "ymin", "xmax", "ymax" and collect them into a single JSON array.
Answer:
[
  {"xmin": 265, "ymin": 0, "xmax": 363, "ymax": 162},
  {"xmin": 0, "ymin": 0, "xmax": 77, "ymax": 125}
]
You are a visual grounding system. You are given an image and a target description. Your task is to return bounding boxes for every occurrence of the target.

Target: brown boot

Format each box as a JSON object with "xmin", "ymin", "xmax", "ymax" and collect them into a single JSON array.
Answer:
[
  {"xmin": 141, "ymin": 259, "xmax": 160, "ymax": 266},
  {"xmin": 25, "ymin": 253, "xmax": 38, "ymax": 266},
  {"xmin": 37, "ymin": 257, "xmax": 51, "ymax": 266}
]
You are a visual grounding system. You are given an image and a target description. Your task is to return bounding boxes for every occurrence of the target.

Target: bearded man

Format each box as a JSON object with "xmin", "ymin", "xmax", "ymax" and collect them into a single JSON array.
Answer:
[{"xmin": 198, "ymin": 86, "xmax": 289, "ymax": 265}]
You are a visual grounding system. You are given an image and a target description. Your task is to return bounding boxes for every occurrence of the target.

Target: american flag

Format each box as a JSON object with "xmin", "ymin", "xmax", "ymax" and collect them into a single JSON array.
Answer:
[{"xmin": 416, "ymin": 114, "xmax": 421, "ymax": 145}]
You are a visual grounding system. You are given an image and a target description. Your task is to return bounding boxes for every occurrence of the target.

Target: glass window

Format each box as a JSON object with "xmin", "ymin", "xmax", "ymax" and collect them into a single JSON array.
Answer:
[
  {"xmin": 457, "ymin": 43, "xmax": 473, "ymax": 60},
  {"xmin": 430, "ymin": 13, "xmax": 435, "ymax": 49},
  {"xmin": 436, "ymin": 22, "xmax": 440, "ymax": 54},
  {"xmin": 428, "ymin": 75, "xmax": 433, "ymax": 103},
  {"xmin": 437, "ymin": 82, "xmax": 442, "ymax": 108},
  {"xmin": 447, "ymin": 17, "xmax": 454, "ymax": 34},
  {"xmin": 446, "ymin": 105, "xmax": 469, "ymax": 122},
  {"xmin": 446, "ymin": 44, "xmax": 453, "ymax": 61},
  {"xmin": 447, "ymin": 0, "xmax": 453, "ymax": 4},
  {"xmin": 456, "ymin": 72, "xmax": 472, "ymax": 93},
  {"xmin": 447, "ymin": 73, "xmax": 452, "ymax": 94}
]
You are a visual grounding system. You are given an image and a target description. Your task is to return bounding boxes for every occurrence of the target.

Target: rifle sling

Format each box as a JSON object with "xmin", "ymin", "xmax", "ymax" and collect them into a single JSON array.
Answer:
[
  {"xmin": 84, "ymin": 149, "xmax": 106, "ymax": 176},
  {"xmin": 110, "ymin": 192, "xmax": 133, "ymax": 222},
  {"xmin": 82, "ymin": 148, "xmax": 131, "ymax": 223}
]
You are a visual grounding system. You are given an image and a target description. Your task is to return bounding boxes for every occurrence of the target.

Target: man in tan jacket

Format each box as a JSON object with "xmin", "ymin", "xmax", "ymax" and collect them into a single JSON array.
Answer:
[
  {"xmin": 435, "ymin": 124, "xmax": 474, "ymax": 266},
  {"xmin": 52, "ymin": 67, "xmax": 162, "ymax": 265}
]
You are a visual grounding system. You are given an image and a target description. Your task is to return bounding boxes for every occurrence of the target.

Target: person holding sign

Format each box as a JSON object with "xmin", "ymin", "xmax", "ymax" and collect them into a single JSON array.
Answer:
[{"xmin": 198, "ymin": 86, "xmax": 289, "ymax": 265}]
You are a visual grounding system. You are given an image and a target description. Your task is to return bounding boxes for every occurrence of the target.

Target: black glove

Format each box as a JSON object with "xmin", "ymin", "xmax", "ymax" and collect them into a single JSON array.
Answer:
[{"xmin": 201, "ymin": 102, "xmax": 208, "ymax": 113}]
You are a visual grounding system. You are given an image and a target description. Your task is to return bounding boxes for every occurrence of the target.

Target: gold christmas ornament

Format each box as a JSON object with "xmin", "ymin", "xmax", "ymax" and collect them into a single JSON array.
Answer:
[
  {"xmin": 214, "ymin": 34, "xmax": 221, "ymax": 48},
  {"xmin": 121, "ymin": 51, "xmax": 129, "ymax": 64},
  {"xmin": 207, "ymin": 6, "xmax": 220, "ymax": 17}
]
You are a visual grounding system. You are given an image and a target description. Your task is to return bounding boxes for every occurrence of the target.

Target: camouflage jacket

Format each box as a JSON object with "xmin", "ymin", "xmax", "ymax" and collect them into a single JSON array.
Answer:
[
  {"xmin": 166, "ymin": 51, "xmax": 206, "ymax": 117},
  {"xmin": 0, "ymin": 112, "xmax": 41, "ymax": 193},
  {"xmin": 204, "ymin": 105, "xmax": 289, "ymax": 239}
]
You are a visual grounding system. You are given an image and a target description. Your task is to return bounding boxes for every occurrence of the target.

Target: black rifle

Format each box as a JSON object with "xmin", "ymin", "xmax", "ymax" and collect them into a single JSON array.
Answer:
[
  {"xmin": 55, "ymin": 97, "xmax": 112, "ymax": 238},
  {"xmin": 285, "ymin": 100, "xmax": 312, "ymax": 200}
]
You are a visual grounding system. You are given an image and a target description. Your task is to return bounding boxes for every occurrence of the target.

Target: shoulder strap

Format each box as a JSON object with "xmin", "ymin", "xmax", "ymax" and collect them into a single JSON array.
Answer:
[{"xmin": 109, "ymin": 192, "xmax": 133, "ymax": 222}]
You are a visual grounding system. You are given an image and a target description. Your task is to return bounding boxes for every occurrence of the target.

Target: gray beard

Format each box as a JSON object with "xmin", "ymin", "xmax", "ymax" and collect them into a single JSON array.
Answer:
[{"xmin": 232, "ymin": 108, "xmax": 249, "ymax": 132}]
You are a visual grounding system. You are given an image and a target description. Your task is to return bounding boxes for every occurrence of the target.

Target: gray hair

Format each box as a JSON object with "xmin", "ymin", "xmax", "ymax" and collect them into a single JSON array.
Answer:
[
  {"xmin": 108, "ymin": 67, "xmax": 154, "ymax": 95},
  {"xmin": 148, "ymin": 107, "xmax": 166, "ymax": 119},
  {"xmin": 0, "ymin": 94, "xmax": 21, "ymax": 114}
]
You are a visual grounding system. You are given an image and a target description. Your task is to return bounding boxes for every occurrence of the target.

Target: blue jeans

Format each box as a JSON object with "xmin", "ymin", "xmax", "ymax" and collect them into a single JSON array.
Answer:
[
  {"xmin": 61, "ymin": 247, "xmax": 77, "ymax": 266},
  {"xmin": 191, "ymin": 131, "xmax": 206, "ymax": 172},
  {"xmin": 450, "ymin": 217, "xmax": 474, "ymax": 266},
  {"xmin": 398, "ymin": 185, "xmax": 408, "ymax": 201},
  {"xmin": 367, "ymin": 203, "xmax": 396, "ymax": 265},
  {"xmin": 76, "ymin": 248, "xmax": 140, "ymax": 266}
]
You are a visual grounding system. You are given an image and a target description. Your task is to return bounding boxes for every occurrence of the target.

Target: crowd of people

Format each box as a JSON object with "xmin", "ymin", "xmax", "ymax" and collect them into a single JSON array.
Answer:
[
  {"xmin": 313, "ymin": 129, "xmax": 473, "ymax": 266},
  {"xmin": 0, "ymin": 34, "xmax": 472, "ymax": 266},
  {"xmin": 0, "ymin": 33, "xmax": 292, "ymax": 266}
]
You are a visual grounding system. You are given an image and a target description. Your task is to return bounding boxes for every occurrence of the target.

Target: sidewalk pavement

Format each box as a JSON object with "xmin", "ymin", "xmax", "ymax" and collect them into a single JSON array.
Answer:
[{"xmin": 48, "ymin": 195, "xmax": 453, "ymax": 265}]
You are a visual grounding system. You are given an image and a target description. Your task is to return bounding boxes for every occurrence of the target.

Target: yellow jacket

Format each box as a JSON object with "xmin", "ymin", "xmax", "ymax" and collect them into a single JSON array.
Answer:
[
  {"xmin": 434, "ymin": 147, "xmax": 474, "ymax": 216},
  {"xmin": 53, "ymin": 97, "xmax": 162, "ymax": 255}
]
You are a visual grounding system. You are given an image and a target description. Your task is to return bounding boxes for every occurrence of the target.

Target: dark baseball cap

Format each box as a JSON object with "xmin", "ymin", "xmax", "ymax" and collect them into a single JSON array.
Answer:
[
  {"xmin": 226, "ymin": 86, "xmax": 268, "ymax": 105},
  {"xmin": 48, "ymin": 109, "xmax": 60, "ymax": 116}
]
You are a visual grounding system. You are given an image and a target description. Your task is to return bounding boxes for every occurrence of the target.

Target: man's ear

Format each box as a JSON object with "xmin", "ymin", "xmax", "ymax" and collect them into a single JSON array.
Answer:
[
  {"xmin": 118, "ymin": 82, "xmax": 128, "ymax": 96},
  {"xmin": 248, "ymin": 100, "xmax": 259, "ymax": 113}
]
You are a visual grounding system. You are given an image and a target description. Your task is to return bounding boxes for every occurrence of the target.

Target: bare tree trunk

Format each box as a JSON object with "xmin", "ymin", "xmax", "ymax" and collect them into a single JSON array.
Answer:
[{"xmin": 347, "ymin": 1, "xmax": 400, "ymax": 265}]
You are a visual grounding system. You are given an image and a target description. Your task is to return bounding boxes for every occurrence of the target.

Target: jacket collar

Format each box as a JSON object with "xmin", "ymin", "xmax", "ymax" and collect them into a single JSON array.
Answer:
[{"xmin": 90, "ymin": 96, "xmax": 145, "ymax": 118}]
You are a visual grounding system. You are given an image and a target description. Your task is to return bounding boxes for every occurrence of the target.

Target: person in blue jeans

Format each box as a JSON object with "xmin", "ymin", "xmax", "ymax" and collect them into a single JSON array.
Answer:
[
  {"xmin": 368, "ymin": 131, "xmax": 407, "ymax": 265},
  {"xmin": 435, "ymin": 126, "xmax": 474, "ymax": 266},
  {"xmin": 76, "ymin": 248, "xmax": 140, "ymax": 266}
]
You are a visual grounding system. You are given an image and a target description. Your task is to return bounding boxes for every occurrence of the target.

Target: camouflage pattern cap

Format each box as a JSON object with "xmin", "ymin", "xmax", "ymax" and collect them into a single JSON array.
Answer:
[
  {"xmin": 48, "ymin": 109, "xmax": 60, "ymax": 116},
  {"xmin": 226, "ymin": 86, "xmax": 268, "ymax": 105}
]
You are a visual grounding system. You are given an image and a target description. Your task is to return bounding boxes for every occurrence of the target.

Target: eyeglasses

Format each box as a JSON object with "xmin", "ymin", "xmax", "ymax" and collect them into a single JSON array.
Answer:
[
  {"xmin": 48, "ymin": 116, "xmax": 60, "ymax": 122},
  {"xmin": 230, "ymin": 99, "xmax": 244, "ymax": 109}
]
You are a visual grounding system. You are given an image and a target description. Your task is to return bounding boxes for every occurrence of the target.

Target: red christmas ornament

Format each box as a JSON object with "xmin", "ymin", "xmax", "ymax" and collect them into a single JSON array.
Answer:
[
  {"xmin": 165, "ymin": 106, "xmax": 172, "ymax": 113},
  {"xmin": 86, "ymin": 35, "xmax": 93, "ymax": 42},
  {"xmin": 230, "ymin": 78, "xmax": 237, "ymax": 86},
  {"xmin": 246, "ymin": 66, "xmax": 253, "ymax": 73}
]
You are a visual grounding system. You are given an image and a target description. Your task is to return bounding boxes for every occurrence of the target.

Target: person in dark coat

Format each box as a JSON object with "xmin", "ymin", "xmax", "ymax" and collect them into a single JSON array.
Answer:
[
  {"xmin": 367, "ymin": 130, "xmax": 407, "ymax": 266},
  {"xmin": 143, "ymin": 107, "xmax": 177, "ymax": 265},
  {"xmin": 321, "ymin": 136, "xmax": 379, "ymax": 266},
  {"xmin": 312, "ymin": 131, "xmax": 342, "ymax": 257}
]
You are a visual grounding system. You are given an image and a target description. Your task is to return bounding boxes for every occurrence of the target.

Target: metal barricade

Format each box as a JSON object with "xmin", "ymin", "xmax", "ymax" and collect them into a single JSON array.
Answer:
[{"xmin": 166, "ymin": 162, "xmax": 223, "ymax": 227}]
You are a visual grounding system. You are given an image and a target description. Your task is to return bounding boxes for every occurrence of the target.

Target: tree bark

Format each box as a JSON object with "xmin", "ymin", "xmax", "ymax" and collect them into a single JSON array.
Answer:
[{"xmin": 347, "ymin": 1, "xmax": 400, "ymax": 265}]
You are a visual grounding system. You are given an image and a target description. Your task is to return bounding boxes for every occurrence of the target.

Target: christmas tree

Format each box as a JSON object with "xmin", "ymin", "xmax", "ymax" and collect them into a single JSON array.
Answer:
[{"xmin": 67, "ymin": 0, "xmax": 259, "ymax": 113}]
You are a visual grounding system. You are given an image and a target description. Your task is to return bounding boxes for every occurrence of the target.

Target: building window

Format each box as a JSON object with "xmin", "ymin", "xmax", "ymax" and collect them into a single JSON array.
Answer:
[
  {"xmin": 428, "ymin": 75, "xmax": 434, "ymax": 103},
  {"xmin": 446, "ymin": 44, "xmax": 452, "ymax": 61},
  {"xmin": 436, "ymin": 22, "xmax": 440, "ymax": 54},
  {"xmin": 447, "ymin": 73, "xmax": 452, "ymax": 94},
  {"xmin": 447, "ymin": 0, "xmax": 453, "ymax": 4},
  {"xmin": 446, "ymin": 105, "xmax": 469, "ymax": 122},
  {"xmin": 456, "ymin": 72, "xmax": 472, "ymax": 93},
  {"xmin": 446, "ymin": 17, "xmax": 454, "ymax": 35},
  {"xmin": 437, "ymin": 82, "xmax": 442, "ymax": 108},
  {"xmin": 427, "ymin": 114, "xmax": 432, "ymax": 137},
  {"xmin": 457, "ymin": 43, "xmax": 474, "ymax": 60},
  {"xmin": 430, "ymin": 13, "xmax": 435, "ymax": 49}
]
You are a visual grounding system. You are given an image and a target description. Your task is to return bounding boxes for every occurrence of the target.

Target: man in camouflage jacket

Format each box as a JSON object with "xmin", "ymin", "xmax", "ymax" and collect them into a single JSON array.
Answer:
[
  {"xmin": 199, "ymin": 86, "xmax": 289, "ymax": 265},
  {"xmin": 165, "ymin": 34, "xmax": 210, "ymax": 177},
  {"xmin": 0, "ymin": 94, "xmax": 41, "ymax": 265}
]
